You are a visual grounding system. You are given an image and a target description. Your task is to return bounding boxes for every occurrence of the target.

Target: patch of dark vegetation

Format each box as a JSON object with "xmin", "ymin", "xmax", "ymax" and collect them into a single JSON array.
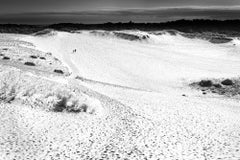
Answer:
[
  {"xmin": 39, "ymin": 57, "xmax": 46, "ymax": 60},
  {"xmin": 30, "ymin": 55, "xmax": 38, "ymax": 59},
  {"xmin": 24, "ymin": 62, "xmax": 36, "ymax": 66},
  {"xmin": 2, "ymin": 56, "xmax": 10, "ymax": 60},
  {"xmin": 53, "ymin": 96, "xmax": 68, "ymax": 112},
  {"xmin": 191, "ymin": 78, "xmax": 240, "ymax": 97},
  {"xmin": 113, "ymin": 32, "xmax": 149, "ymax": 41},
  {"xmin": 221, "ymin": 79, "xmax": 234, "ymax": 86},
  {"xmin": 2, "ymin": 48, "xmax": 8, "ymax": 51},
  {"xmin": 0, "ymin": 82, "xmax": 16, "ymax": 103},
  {"xmin": 0, "ymin": 90, "xmax": 15, "ymax": 103},
  {"xmin": 52, "ymin": 95, "xmax": 88, "ymax": 113},
  {"xmin": 46, "ymin": 20, "xmax": 240, "ymax": 36},
  {"xmin": 1, "ymin": 20, "xmax": 240, "ymax": 36},
  {"xmin": 90, "ymin": 30, "xmax": 150, "ymax": 41},
  {"xmin": 167, "ymin": 30, "xmax": 178, "ymax": 36},
  {"xmin": 154, "ymin": 30, "xmax": 179, "ymax": 36},
  {"xmin": 54, "ymin": 58, "xmax": 60, "ymax": 61},
  {"xmin": 90, "ymin": 31, "xmax": 111, "ymax": 37},
  {"xmin": 209, "ymin": 37, "xmax": 233, "ymax": 44},
  {"xmin": 0, "ymin": 24, "xmax": 45, "ymax": 34},
  {"xmin": 0, "ymin": 53, "xmax": 4, "ymax": 56},
  {"xmin": 213, "ymin": 83, "xmax": 222, "ymax": 88},
  {"xmin": 75, "ymin": 76, "xmax": 84, "ymax": 80},
  {"xmin": 34, "ymin": 29, "xmax": 55, "ymax": 36},
  {"xmin": 54, "ymin": 69, "xmax": 64, "ymax": 74},
  {"xmin": 182, "ymin": 32, "xmax": 233, "ymax": 44},
  {"xmin": 142, "ymin": 35, "xmax": 149, "ymax": 40},
  {"xmin": 199, "ymin": 80, "xmax": 213, "ymax": 87}
]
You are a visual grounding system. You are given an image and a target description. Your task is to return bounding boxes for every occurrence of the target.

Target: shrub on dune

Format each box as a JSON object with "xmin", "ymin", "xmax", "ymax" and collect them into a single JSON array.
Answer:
[
  {"xmin": 0, "ymin": 84, "xmax": 16, "ymax": 103},
  {"xmin": 34, "ymin": 29, "xmax": 56, "ymax": 36},
  {"xmin": 30, "ymin": 55, "xmax": 38, "ymax": 59},
  {"xmin": 2, "ymin": 56, "xmax": 10, "ymax": 60},
  {"xmin": 213, "ymin": 83, "xmax": 222, "ymax": 88},
  {"xmin": 0, "ymin": 71, "xmax": 19, "ymax": 103},
  {"xmin": 47, "ymin": 90, "xmax": 103, "ymax": 114},
  {"xmin": 24, "ymin": 62, "xmax": 36, "ymax": 66},
  {"xmin": 192, "ymin": 77, "xmax": 240, "ymax": 97},
  {"xmin": 221, "ymin": 79, "xmax": 234, "ymax": 86},
  {"xmin": 199, "ymin": 80, "xmax": 213, "ymax": 87},
  {"xmin": 54, "ymin": 69, "xmax": 64, "ymax": 74},
  {"xmin": 0, "ymin": 68, "xmax": 103, "ymax": 115},
  {"xmin": 53, "ymin": 95, "xmax": 68, "ymax": 112},
  {"xmin": 39, "ymin": 57, "xmax": 46, "ymax": 60}
]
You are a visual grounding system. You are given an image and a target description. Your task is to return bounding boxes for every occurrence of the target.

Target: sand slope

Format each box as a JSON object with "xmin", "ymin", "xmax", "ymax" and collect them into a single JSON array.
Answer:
[{"xmin": 0, "ymin": 31, "xmax": 239, "ymax": 160}]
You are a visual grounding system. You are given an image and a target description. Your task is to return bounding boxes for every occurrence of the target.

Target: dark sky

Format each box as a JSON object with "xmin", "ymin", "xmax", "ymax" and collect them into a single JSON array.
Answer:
[
  {"xmin": 0, "ymin": 0, "xmax": 240, "ymax": 24},
  {"xmin": 0, "ymin": 0, "xmax": 240, "ymax": 13}
]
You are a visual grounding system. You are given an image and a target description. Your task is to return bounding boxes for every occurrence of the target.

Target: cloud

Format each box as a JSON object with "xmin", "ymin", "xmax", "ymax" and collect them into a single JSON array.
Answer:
[{"xmin": 0, "ymin": 7, "xmax": 240, "ymax": 24}]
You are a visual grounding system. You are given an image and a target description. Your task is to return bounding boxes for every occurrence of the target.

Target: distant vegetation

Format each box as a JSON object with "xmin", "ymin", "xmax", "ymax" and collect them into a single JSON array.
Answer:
[
  {"xmin": 1, "ymin": 19, "xmax": 240, "ymax": 36},
  {"xmin": 0, "ymin": 24, "xmax": 44, "ymax": 34},
  {"xmin": 191, "ymin": 78, "xmax": 240, "ymax": 97},
  {"xmin": 113, "ymin": 32, "xmax": 149, "ymax": 41}
]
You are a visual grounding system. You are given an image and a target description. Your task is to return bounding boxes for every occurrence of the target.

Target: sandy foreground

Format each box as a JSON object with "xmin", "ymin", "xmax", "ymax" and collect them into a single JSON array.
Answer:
[{"xmin": 0, "ymin": 31, "xmax": 240, "ymax": 160}]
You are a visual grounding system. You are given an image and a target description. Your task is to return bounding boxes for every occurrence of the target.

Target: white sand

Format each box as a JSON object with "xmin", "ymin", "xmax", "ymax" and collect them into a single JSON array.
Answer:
[{"xmin": 0, "ymin": 31, "xmax": 239, "ymax": 159}]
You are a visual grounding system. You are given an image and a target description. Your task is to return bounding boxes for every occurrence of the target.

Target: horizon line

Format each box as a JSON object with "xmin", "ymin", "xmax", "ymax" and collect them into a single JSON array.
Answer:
[{"xmin": 1, "ymin": 19, "xmax": 240, "ymax": 26}]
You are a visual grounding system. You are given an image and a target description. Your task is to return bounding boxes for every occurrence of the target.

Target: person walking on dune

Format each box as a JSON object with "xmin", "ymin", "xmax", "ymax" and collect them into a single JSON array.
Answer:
[{"xmin": 72, "ymin": 49, "xmax": 77, "ymax": 53}]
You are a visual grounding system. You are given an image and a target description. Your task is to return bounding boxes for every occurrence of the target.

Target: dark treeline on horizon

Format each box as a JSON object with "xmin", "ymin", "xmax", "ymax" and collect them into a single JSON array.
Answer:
[{"xmin": 1, "ymin": 19, "xmax": 240, "ymax": 35}]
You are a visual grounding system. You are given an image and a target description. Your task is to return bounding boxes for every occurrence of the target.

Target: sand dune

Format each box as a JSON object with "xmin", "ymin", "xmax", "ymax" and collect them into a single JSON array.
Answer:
[{"xmin": 0, "ymin": 31, "xmax": 240, "ymax": 159}]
